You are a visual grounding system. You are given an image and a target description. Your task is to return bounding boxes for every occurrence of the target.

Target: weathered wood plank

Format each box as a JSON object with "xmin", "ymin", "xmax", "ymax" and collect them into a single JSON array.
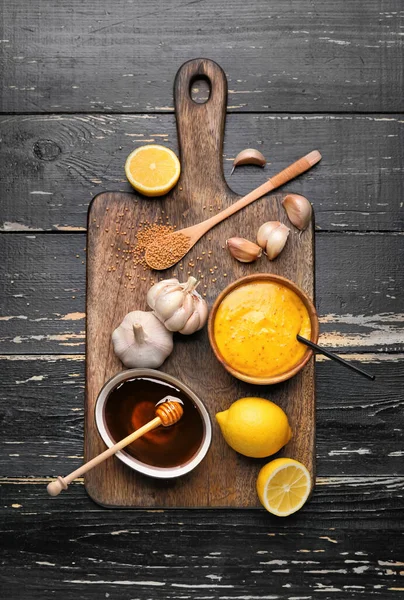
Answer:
[
  {"xmin": 3, "ymin": 475, "xmax": 403, "ymax": 526},
  {"xmin": 0, "ymin": 114, "xmax": 403, "ymax": 232},
  {"xmin": 1, "ymin": 478, "xmax": 403, "ymax": 600},
  {"xmin": 0, "ymin": 233, "xmax": 403, "ymax": 353},
  {"xmin": 0, "ymin": 354, "xmax": 402, "ymax": 477},
  {"xmin": 1, "ymin": 1, "xmax": 403, "ymax": 113}
]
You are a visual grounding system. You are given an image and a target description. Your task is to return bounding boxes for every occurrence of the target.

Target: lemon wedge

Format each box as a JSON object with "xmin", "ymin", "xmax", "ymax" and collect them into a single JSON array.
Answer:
[
  {"xmin": 256, "ymin": 458, "xmax": 311, "ymax": 516},
  {"xmin": 125, "ymin": 145, "xmax": 180, "ymax": 197}
]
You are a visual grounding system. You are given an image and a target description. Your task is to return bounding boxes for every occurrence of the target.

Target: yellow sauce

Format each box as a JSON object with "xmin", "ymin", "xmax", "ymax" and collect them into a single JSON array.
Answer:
[{"xmin": 214, "ymin": 281, "xmax": 311, "ymax": 378}]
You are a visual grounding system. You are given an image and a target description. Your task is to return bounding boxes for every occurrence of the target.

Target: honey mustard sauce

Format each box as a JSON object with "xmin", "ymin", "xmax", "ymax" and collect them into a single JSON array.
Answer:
[{"xmin": 214, "ymin": 281, "xmax": 311, "ymax": 378}]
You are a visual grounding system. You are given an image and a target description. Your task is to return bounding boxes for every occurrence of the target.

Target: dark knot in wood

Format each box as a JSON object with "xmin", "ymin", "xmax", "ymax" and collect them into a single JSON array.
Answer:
[{"xmin": 33, "ymin": 139, "xmax": 61, "ymax": 161}]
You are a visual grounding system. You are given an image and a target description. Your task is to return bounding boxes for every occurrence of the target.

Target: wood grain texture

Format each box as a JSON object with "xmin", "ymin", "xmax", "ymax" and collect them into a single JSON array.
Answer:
[
  {"xmin": 1, "ymin": 113, "xmax": 403, "ymax": 232},
  {"xmin": 85, "ymin": 59, "xmax": 315, "ymax": 507},
  {"xmin": 1, "ymin": 354, "xmax": 403, "ymax": 478},
  {"xmin": 1, "ymin": 232, "xmax": 403, "ymax": 354},
  {"xmin": 1, "ymin": 479, "xmax": 404, "ymax": 600},
  {"xmin": 1, "ymin": 0, "xmax": 403, "ymax": 113}
]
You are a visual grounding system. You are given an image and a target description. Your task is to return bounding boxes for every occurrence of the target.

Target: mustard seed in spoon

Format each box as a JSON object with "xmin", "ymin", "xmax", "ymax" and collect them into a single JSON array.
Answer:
[{"xmin": 145, "ymin": 232, "xmax": 191, "ymax": 270}]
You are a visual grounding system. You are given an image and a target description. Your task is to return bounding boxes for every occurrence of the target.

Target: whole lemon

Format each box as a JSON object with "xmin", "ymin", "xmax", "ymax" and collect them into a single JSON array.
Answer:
[{"xmin": 216, "ymin": 397, "xmax": 292, "ymax": 458}]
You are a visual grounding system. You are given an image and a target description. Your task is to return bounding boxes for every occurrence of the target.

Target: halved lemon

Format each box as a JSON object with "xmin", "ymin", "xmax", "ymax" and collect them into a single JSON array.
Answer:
[
  {"xmin": 125, "ymin": 145, "xmax": 181, "ymax": 197},
  {"xmin": 256, "ymin": 458, "xmax": 311, "ymax": 517}
]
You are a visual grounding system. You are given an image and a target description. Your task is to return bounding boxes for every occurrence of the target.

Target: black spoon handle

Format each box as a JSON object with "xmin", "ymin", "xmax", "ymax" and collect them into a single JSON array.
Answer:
[{"xmin": 297, "ymin": 335, "xmax": 375, "ymax": 381}]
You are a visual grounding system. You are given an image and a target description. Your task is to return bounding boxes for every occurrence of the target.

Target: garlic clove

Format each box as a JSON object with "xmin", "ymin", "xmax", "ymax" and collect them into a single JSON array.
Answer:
[
  {"xmin": 256, "ymin": 221, "xmax": 281, "ymax": 249},
  {"xmin": 282, "ymin": 193, "xmax": 312, "ymax": 231},
  {"xmin": 180, "ymin": 294, "xmax": 209, "ymax": 334},
  {"xmin": 264, "ymin": 223, "xmax": 290, "ymax": 260},
  {"xmin": 147, "ymin": 278, "xmax": 179, "ymax": 310},
  {"xmin": 164, "ymin": 310, "xmax": 190, "ymax": 332},
  {"xmin": 154, "ymin": 289, "xmax": 185, "ymax": 321},
  {"xmin": 194, "ymin": 296, "xmax": 208, "ymax": 328},
  {"xmin": 179, "ymin": 310, "xmax": 201, "ymax": 335},
  {"xmin": 226, "ymin": 237, "xmax": 262, "ymax": 263},
  {"xmin": 164, "ymin": 294, "xmax": 195, "ymax": 331},
  {"xmin": 231, "ymin": 149, "xmax": 266, "ymax": 175}
]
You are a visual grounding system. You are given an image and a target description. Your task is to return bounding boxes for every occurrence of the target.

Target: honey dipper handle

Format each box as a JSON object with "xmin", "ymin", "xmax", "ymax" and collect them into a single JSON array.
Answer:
[
  {"xmin": 184, "ymin": 151, "xmax": 321, "ymax": 237},
  {"xmin": 47, "ymin": 416, "xmax": 162, "ymax": 496}
]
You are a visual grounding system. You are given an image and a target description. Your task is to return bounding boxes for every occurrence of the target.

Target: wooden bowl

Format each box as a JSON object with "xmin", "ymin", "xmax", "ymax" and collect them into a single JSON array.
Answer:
[{"xmin": 208, "ymin": 273, "xmax": 319, "ymax": 385}]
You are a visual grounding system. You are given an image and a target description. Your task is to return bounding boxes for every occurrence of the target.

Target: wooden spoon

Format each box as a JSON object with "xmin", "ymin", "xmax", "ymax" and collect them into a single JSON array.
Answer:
[
  {"xmin": 145, "ymin": 150, "xmax": 321, "ymax": 270},
  {"xmin": 46, "ymin": 397, "xmax": 183, "ymax": 497}
]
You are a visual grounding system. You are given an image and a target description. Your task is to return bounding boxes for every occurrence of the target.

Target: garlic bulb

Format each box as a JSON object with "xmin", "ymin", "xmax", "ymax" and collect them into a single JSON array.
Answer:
[
  {"xmin": 112, "ymin": 311, "xmax": 173, "ymax": 368},
  {"xmin": 282, "ymin": 193, "xmax": 312, "ymax": 231},
  {"xmin": 226, "ymin": 237, "xmax": 262, "ymax": 263},
  {"xmin": 257, "ymin": 221, "xmax": 290, "ymax": 260},
  {"xmin": 147, "ymin": 276, "xmax": 208, "ymax": 335}
]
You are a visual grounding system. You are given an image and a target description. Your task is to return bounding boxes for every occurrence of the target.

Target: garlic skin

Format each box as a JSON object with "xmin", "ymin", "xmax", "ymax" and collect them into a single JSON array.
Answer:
[
  {"xmin": 282, "ymin": 193, "xmax": 312, "ymax": 231},
  {"xmin": 112, "ymin": 310, "xmax": 173, "ymax": 368},
  {"xmin": 256, "ymin": 221, "xmax": 290, "ymax": 260},
  {"xmin": 231, "ymin": 149, "xmax": 266, "ymax": 175},
  {"xmin": 226, "ymin": 237, "xmax": 262, "ymax": 263},
  {"xmin": 147, "ymin": 276, "xmax": 209, "ymax": 335}
]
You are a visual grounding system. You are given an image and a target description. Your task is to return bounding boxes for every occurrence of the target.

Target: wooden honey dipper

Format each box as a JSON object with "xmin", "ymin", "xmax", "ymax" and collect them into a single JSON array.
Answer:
[{"xmin": 46, "ymin": 397, "xmax": 183, "ymax": 497}]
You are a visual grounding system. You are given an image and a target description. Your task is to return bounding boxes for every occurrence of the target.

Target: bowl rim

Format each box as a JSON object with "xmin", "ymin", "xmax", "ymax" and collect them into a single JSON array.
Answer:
[
  {"xmin": 95, "ymin": 368, "xmax": 212, "ymax": 479},
  {"xmin": 207, "ymin": 273, "xmax": 319, "ymax": 385}
]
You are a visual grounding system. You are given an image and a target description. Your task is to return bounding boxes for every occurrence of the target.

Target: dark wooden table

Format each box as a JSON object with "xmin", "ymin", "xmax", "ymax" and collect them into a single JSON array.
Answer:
[{"xmin": 1, "ymin": 1, "xmax": 403, "ymax": 598}]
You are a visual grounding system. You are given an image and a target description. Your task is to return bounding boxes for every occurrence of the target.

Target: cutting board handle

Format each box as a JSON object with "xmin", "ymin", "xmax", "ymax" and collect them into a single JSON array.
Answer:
[{"xmin": 173, "ymin": 58, "xmax": 230, "ymax": 201}]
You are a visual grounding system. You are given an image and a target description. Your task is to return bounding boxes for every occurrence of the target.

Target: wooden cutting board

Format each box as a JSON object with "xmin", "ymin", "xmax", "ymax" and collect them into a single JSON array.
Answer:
[{"xmin": 85, "ymin": 58, "xmax": 315, "ymax": 508}]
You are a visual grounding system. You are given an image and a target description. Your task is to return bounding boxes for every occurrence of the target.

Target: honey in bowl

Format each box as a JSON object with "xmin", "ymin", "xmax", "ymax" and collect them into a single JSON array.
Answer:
[
  {"xmin": 213, "ymin": 280, "xmax": 312, "ymax": 379},
  {"xmin": 104, "ymin": 376, "xmax": 204, "ymax": 468}
]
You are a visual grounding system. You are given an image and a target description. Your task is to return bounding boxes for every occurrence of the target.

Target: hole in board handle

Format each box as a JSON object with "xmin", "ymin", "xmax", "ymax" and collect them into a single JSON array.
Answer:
[{"xmin": 190, "ymin": 75, "xmax": 211, "ymax": 104}]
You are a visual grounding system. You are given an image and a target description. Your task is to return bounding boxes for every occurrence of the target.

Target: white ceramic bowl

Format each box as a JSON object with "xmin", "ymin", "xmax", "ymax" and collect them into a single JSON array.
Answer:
[{"xmin": 95, "ymin": 368, "xmax": 212, "ymax": 479}]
